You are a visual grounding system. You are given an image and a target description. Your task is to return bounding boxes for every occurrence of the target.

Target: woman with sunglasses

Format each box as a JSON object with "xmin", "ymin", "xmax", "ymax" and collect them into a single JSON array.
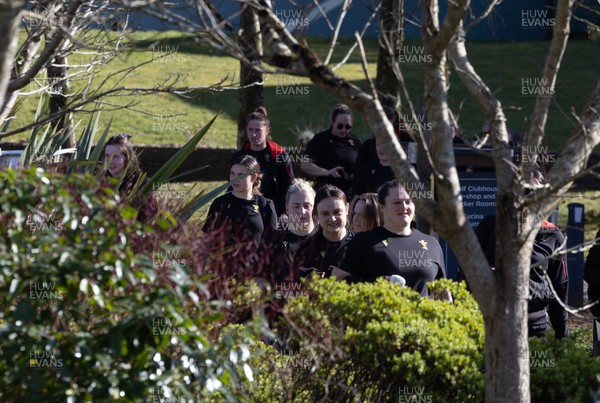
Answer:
[
  {"xmin": 300, "ymin": 104, "xmax": 361, "ymax": 200},
  {"xmin": 103, "ymin": 133, "xmax": 157, "ymax": 222}
]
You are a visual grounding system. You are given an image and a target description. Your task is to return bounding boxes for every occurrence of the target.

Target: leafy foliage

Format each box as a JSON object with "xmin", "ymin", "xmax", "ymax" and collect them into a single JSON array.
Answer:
[{"xmin": 0, "ymin": 168, "xmax": 260, "ymax": 401}]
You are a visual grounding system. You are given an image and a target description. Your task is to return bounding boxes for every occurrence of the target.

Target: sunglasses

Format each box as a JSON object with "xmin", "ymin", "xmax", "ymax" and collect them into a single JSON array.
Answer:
[{"xmin": 336, "ymin": 123, "xmax": 352, "ymax": 130}]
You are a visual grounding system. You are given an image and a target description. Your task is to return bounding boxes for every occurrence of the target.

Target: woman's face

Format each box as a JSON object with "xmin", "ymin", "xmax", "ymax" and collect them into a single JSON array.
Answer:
[
  {"xmin": 230, "ymin": 164, "xmax": 255, "ymax": 194},
  {"xmin": 246, "ymin": 120, "xmax": 269, "ymax": 149},
  {"xmin": 381, "ymin": 186, "xmax": 414, "ymax": 231},
  {"xmin": 316, "ymin": 197, "xmax": 348, "ymax": 238},
  {"xmin": 286, "ymin": 190, "xmax": 314, "ymax": 232},
  {"xmin": 105, "ymin": 145, "xmax": 126, "ymax": 177},
  {"xmin": 352, "ymin": 199, "xmax": 368, "ymax": 232},
  {"xmin": 331, "ymin": 114, "xmax": 352, "ymax": 138}
]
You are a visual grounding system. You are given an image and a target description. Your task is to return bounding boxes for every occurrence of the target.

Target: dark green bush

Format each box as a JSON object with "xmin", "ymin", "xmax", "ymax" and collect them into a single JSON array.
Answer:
[
  {"xmin": 0, "ymin": 168, "xmax": 261, "ymax": 401},
  {"xmin": 249, "ymin": 277, "xmax": 486, "ymax": 402},
  {"xmin": 530, "ymin": 332, "xmax": 600, "ymax": 402}
]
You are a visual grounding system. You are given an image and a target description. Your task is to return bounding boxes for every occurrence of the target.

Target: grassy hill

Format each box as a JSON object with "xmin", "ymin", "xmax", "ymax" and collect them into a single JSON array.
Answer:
[{"xmin": 6, "ymin": 31, "xmax": 600, "ymax": 151}]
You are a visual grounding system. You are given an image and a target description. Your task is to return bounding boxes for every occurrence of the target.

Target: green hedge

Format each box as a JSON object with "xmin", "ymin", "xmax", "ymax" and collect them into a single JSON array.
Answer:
[{"xmin": 0, "ymin": 168, "xmax": 260, "ymax": 401}]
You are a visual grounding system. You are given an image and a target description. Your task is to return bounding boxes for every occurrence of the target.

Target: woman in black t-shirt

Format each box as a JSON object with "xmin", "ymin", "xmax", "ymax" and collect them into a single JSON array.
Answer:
[
  {"xmin": 295, "ymin": 185, "xmax": 353, "ymax": 278},
  {"xmin": 258, "ymin": 178, "xmax": 317, "ymax": 284},
  {"xmin": 231, "ymin": 107, "xmax": 294, "ymax": 216},
  {"xmin": 300, "ymin": 104, "xmax": 361, "ymax": 200},
  {"xmin": 203, "ymin": 155, "xmax": 277, "ymax": 246},
  {"xmin": 341, "ymin": 180, "xmax": 445, "ymax": 296}
]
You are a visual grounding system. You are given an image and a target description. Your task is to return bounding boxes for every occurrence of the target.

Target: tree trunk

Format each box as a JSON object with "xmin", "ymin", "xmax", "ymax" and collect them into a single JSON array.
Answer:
[
  {"xmin": 237, "ymin": 3, "xmax": 263, "ymax": 150},
  {"xmin": 483, "ymin": 227, "xmax": 532, "ymax": 402},
  {"xmin": 375, "ymin": 0, "xmax": 403, "ymax": 109},
  {"xmin": 47, "ymin": 53, "xmax": 75, "ymax": 148},
  {"xmin": 0, "ymin": 2, "xmax": 24, "ymax": 110}
]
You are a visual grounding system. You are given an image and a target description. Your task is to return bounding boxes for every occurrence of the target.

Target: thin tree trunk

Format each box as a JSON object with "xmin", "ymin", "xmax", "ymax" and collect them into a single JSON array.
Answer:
[
  {"xmin": 237, "ymin": 4, "xmax": 263, "ymax": 150},
  {"xmin": 375, "ymin": 0, "xmax": 403, "ymax": 109},
  {"xmin": 0, "ymin": 2, "xmax": 24, "ymax": 111},
  {"xmin": 484, "ymin": 226, "xmax": 532, "ymax": 402},
  {"xmin": 47, "ymin": 53, "xmax": 74, "ymax": 147}
]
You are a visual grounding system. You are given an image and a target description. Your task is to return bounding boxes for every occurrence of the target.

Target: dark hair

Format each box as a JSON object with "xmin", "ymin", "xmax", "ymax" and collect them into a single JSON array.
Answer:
[
  {"xmin": 104, "ymin": 133, "xmax": 142, "ymax": 180},
  {"xmin": 230, "ymin": 154, "xmax": 263, "ymax": 196},
  {"xmin": 314, "ymin": 184, "xmax": 347, "ymax": 212},
  {"xmin": 377, "ymin": 180, "xmax": 403, "ymax": 205},
  {"xmin": 329, "ymin": 104, "xmax": 352, "ymax": 126},
  {"xmin": 247, "ymin": 106, "xmax": 270, "ymax": 129},
  {"xmin": 349, "ymin": 193, "xmax": 381, "ymax": 231}
]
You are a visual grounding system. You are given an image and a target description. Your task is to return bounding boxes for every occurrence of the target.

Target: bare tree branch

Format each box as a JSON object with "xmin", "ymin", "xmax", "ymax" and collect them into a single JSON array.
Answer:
[{"xmin": 524, "ymin": 0, "xmax": 574, "ymax": 159}]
